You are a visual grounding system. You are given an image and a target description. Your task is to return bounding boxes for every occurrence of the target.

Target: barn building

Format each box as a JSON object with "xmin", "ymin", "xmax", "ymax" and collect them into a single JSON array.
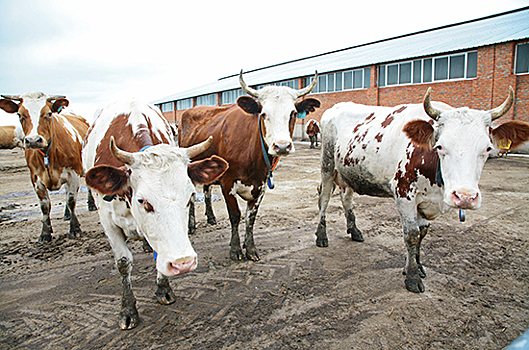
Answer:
[{"xmin": 154, "ymin": 7, "xmax": 529, "ymax": 139}]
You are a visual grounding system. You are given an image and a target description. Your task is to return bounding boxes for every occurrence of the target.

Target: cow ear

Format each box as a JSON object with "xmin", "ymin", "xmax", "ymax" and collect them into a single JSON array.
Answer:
[
  {"xmin": 52, "ymin": 98, "xmax": 69, "ymax": 113},
  {"xmin": 403, "ymin": 119, "xmax": 435, "ymax": 149},
  {"xmin": 85, "ymin": 165, "xmax": 130, "ymax": 196},
  {"xmin": 296, "ymin": 98, "xmax": 321, "ymax": 114},
  {"xmin": 491, "ymin": 120, "xmax": 529, "ymax": 150},
  {"xmin": 188, "ymin": 155, "xmax": 229, "ymax": 185},
  {"xmin": 237, "ymin": 96, "xmax": 262, "ymax": 115},
  {"xmin": 0, "ymin": 99, "xmax": 20, "ymax": 113}
]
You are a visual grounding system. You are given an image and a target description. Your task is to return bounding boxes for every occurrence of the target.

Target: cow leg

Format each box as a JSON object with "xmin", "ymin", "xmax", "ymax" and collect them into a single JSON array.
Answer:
[
  {"xmin": 35, "ymin": 181, "xmax": 53, "ymax": 243},
  {"xmin": 244, "ymin": 189, "xmax": 265, "ymax": 261},
  {"xmin": 188, "ymin": 193, "xmax": 196, "ymax": 235},
  {"xmin": 315, "ymin": 134, "xmax": 319, "ymax": 147},
  {"xmin": 63, "ymin": 200, "xmax": 71, "ymax": 220},
  {"xmin": 155, "ymin": 271, "xmax": 176, "ymax": 305},
  {"xmin": 223, "ymin": 188, "xmax": 243, "ymax": 261},
  {"xmin": 64, "ymin": 177, "xmax": 82, "ymax": 238},
  {"xmin": 87, "ymin": 188, "xmax": 97, "ymax": 211},
  {"xmin": 415, "ymin": 218, "xmax": 430, "ymax": 279},
  {"xmin": 204, "ymin": 184, "xmax": 217, "ymax": 225},
  {"xmin": 99, "ymin": 203, "xmax": 139, "ymax": 329},
  {"xmin": 339, "ymin": 186, "xmax": 364, "ymax": 242},
  {"xmin": 397, "ymin": 200, "xmax": 424, "ymax": 293},
  {"xmin": 309, "ymin": 135, "xmax": 315, "ymax": 148}
]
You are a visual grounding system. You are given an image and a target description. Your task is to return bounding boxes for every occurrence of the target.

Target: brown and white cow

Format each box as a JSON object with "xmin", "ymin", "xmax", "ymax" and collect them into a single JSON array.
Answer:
[
  {"xmin": 316, "ymin": 87, "xmax": 529, "ymax": 293},
  {"xmin": 0, "ymin": 92, "xmax": 96, "ymax": 242},
  {"xmin": 83, "ymin": 99, "xmax": 228, "ymax": 329},
  {"xmin": 0, "ymin": 124, "xmax": 24, "ymax": 149},
  {"xmin": 306, "ymin": 118, "xmax": 321, "ymax": 148},
  {"xmin": 179, "ymin": 71, "xmax": 320, "ymax": 261}
]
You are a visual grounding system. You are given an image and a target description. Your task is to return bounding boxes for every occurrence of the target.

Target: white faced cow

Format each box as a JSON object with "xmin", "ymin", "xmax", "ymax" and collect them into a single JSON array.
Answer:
[
  {"xmin": 0, "ymin": 92, "xmax": 97, "ymax": 242},
  {"xmin": 83, "ymin": 99, "xmax": 228, "ymax": 329},
  {"xmin": 316, "ymin": 87, "xmax": 529, "ymax": 293}
]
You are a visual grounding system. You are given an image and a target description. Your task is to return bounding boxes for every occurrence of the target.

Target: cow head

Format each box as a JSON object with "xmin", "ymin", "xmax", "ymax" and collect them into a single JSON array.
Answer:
[
  {"xmin": 237, "ymin": 70, "xmax": 321, "ymax": 156},
  {"xmin": 85, "ymin": 136, "xmax": 228, "ymax": 277},
  {"xmin": 0, "ymin": 92, "xmax": 69, "ymax": 150},
  {"xmin": 404, "ymin": 87, "xmax": 529, "ymax": 210}
]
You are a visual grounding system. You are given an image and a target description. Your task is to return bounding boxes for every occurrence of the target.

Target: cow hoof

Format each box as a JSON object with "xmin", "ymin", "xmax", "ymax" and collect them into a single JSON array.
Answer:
[
  {"xmin": 207, "ymin": 217, "xmax": 217, "ymax": 225},
  {"xmin": 118, "ymin": 310, "xmax": 139, "ymax": 330},
  {"xmin": 63, "ymin": 213, "xmax": 71, "ymax": 221},
  {"xmin": 316, "ymin": 237, "xmax": 328, "ymax": 247},
  {"xmin": 38, "ymin": 234, "xmax": 52, "ymax": 243},
  {"xmin": 155, "ymin": 288, "xmax": 176, "ymax": 305},
  {"xmin": 230, "ymin": 250, "xmax": 244, "ymax": 261},
  {"xmin": 350, "ymin": 229, "xmax": 364, "ymax": 242},
  {"xmin": 188, "ymin": 227, "xmax": 196, "ymax": 235},
  {"xmin": 405, "ymin": 277, "xmax": 425, "ymax": 293},
  {"xmin": 245, "ymin": 250, "xmax": 260, "ymax": 262},
  {"xmin": 69, "ymin": 228, "xmax": 82, "ymax": 239},
  {"xmin": 88, "ymin": 204, "xmax": 98, "ymax": 212}
]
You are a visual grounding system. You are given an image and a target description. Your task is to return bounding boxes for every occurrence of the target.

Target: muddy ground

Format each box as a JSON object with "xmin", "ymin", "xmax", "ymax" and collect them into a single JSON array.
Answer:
[{"xmin": 0, "ymin": 142, "xmax": 528, "ymax": 350}]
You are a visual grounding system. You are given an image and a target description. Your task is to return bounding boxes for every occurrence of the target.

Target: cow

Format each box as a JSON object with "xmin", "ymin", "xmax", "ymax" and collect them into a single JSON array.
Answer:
[
  {"xmin": 306, "ymin": 118, "xmax": 321, "ymax": 148},
  {"xmin": 0, "ymin": 92, "xmax": 97, "ymax": 242},
  {"xmin": 82, "ymin": 99, "xmax": 228, "ymax": 329},
  {"xmin": 315, "ymin": 87, "xmax": 529, "ymax": 293},
  {"xmin": 0, "ymin": 124, "xmax": 24, "ymax": 149},
  {"xmin": 179, "ymin": 70, "xmax": 321, "ymax": 261}
]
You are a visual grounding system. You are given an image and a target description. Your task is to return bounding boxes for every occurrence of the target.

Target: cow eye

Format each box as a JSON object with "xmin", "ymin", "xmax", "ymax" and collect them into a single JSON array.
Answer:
[
  {"xmin": 260, "ymin": 113, "xmax": 267, "ymax": 119},
  {"xmin": 137, "ymin": 198, "xmax": 144, "ymax": 204},
  {"xmin": 486, "ymin": 146, "xmax": 493, "ymax": 153},
  {"xmin": 138, "ymin": 198, "xmax": 154, "ymax": 212}
]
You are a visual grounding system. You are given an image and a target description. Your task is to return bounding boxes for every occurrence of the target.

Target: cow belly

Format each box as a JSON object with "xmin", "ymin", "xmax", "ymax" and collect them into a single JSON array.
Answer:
[{"xmin": 337, "ymin": 165, "xmax": 393, "ymax": 197}]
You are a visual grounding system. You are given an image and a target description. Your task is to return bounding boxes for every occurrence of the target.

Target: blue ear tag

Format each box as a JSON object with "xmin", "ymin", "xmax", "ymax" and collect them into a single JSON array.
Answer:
[
  {"xmin": 267, "ymin": 172, "xmax": 274, "ymax": 189},
  {"xmin": 44, "ymin": 156, "xmax": 49, "ymax": 168},
  {"xmin": 459, "ymin": 209, "xmax": 466, "ymax": 222},
  {"xmin": 154, "ymin": 251, "xmax": 158, "ymax": 261}
]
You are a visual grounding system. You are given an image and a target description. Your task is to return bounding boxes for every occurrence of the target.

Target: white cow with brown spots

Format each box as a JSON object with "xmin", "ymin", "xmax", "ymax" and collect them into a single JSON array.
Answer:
[{"xmin": 316, "ymin": 87, "xmax": 529, "ymax": 293}]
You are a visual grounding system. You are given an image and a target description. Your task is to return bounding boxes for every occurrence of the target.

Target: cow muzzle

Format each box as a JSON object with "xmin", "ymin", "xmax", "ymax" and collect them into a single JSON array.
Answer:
[
  {"xmin": 451, "ymin": 191, "xmax": 479, "ymax": 210},
  {"xmin": 167, "ymin": 256, "xmax": 197, "ymax": 276},
  {"xmin": 24, "ymin": 135, "xmax": 47, "ymax": 150},
  {"xmin": 271, "ymin": 141, "xmax": 293, "ymax": 156}
]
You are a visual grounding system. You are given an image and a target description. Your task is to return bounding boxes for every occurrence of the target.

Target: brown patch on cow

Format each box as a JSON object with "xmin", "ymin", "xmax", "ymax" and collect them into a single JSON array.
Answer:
[
  {"xmin": 381, "ymin": 107, "xmax": 407, "ymax": 129},
  {"xmin": 366, "ymin": 113, "xmax": 376, "ymax": 122},
  {"xmin": 375, "ymin": 133, "xmax": 383, "ymax": 143},
  {"xmin": 394, "ymin": 145, "xmax": 439, "ymax": 200},
  {"xmin": 403, "ymin": 120, "xmax": 435, "ymax": 149}
]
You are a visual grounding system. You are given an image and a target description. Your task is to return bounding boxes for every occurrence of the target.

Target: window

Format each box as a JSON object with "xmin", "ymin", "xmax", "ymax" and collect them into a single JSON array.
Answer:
[
  {"xmin": 257, "ymin": 79, "xmax": 299, "ymax": 90},
  {"xmin": 515, "ymin": 43, "xmax": 529, "ymax": 74},
  {"xmin": 304, "ymin": 69, "xmax": 370, "ymax": 93},
  {"xmin": 176, "ymin": 98, "xmax": 193, "ymax": 110},
  {"xmin": 378, "ymin": 51, "xmax": 477, "ymax": 86},
  {"xmin": 196, "ymin": 94, "xmax": 217, "ymax": 106},
  {"xmin": 221, "ymin": 89, "xmax": 244, "ymax": 105},
  {"xmin": 160, "ymin": 102, "xmax": 173, "ymax": 113}
]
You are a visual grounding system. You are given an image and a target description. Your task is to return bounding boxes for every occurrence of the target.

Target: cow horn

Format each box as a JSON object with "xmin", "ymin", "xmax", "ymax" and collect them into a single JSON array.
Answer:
[
  {"xmin": 1, "ymin": 95, "xmax": 22, "ymax": 101},
  {"xmin": 297, "ymin": 71, "xmax": 319, "ymax": 98},
  {"xmin": 110, "ymin": 136, "xmax": 135, "ymax": 165},
  {"xmin": 239, "ymin": 70, "xmax": 259, "ymax": 99},
  {"xmin": 423, "ymin": 88, "xmax": 442, "ymax": 121},
  {"xmin": 488, "ymin": 86, "xmax": 514, "ymax": 121},
  {"xmin": 186, "ymin": 136, "xmax": 213, "ymax": 159}
]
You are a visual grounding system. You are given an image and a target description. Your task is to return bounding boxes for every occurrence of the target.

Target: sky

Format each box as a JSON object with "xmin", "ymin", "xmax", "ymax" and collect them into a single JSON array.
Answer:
[{"xmin": 1, "ymin": 0, "xmax": 528, "ymax": 125}]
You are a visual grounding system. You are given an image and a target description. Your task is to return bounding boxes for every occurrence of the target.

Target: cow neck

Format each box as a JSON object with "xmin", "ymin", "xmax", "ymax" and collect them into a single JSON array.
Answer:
[{"xmin": 258, "ymin": 113, "xmax": 279, "ymax": 189}]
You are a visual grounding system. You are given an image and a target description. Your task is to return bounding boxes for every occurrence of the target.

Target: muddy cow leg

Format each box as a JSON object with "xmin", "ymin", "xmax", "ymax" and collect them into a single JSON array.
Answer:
[
  {"xmin": 415, "ymin": 218, "xmax": 430, "ymax": 279},
  {"xmin": 63, "ymin": 200, "xmax": 71, "ymax": 221},
  {"xmin": 204, "ymin": 184, "xmax": 216, "ymax": 225},
  {"xmin": 87, "ymin": 188, "xmax": 97, "ymax": 211},
  {"xmin": 35, "ymin": 181, "xmax": 53, "ymax": 243},
  {"xmin": 188, "ymin": 193, "xmax": 196, "ymax": 235},
  {"xmin": 316, "ymin": 138, "xmax": 337, "ymax": 247},
  {"xmin": 155, "ymin": 271, "xmax": 176, "ymax": 305},
  {"xmin": 99, "ymin": 201, "xmax": 139, "ymax": 329},
  {"xmin": 222, "ymin": 187, "xmax": 243, "ymax": 261},
  {"xmin": 309, "ymin": 135, "xmax": 315, "ymax": 148},
  {"xmin": 64, "ymin": 176, "xmax": 82, "ymax": 238},
  {"xmin": 244, "ymin": 188, "xmax": 265, "ymax": 261},
  {"xmin": 397, "ymin": 199, "xmax": 424, "ymax": 293},
  {"xmin": 339, "ymin": 186, "xmax": 364, "ymax": 242}
]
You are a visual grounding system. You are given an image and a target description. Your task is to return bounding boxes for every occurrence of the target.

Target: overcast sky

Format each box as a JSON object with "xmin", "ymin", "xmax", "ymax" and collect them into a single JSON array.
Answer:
[{"xmin": 1, "ymin": 0, "xmax": 528, "ymax": 124}]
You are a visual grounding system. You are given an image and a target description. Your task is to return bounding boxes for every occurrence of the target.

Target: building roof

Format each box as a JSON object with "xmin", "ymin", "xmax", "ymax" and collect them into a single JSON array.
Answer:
[{"xmin": 153, "ymin": 6, "xmax": 529, "ymax": 105}]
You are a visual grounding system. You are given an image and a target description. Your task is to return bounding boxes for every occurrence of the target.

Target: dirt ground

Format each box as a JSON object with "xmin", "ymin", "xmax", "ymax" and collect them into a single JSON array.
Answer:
[{"xmin": 0, "ymin": 142, "xmax": 528, "ymax": 350}]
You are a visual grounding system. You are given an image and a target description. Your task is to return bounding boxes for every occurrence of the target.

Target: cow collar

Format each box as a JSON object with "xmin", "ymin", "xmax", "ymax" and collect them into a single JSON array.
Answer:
[{"xmin": 258, "ymin": 113, "xmax": 279, "ymax": 189}]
